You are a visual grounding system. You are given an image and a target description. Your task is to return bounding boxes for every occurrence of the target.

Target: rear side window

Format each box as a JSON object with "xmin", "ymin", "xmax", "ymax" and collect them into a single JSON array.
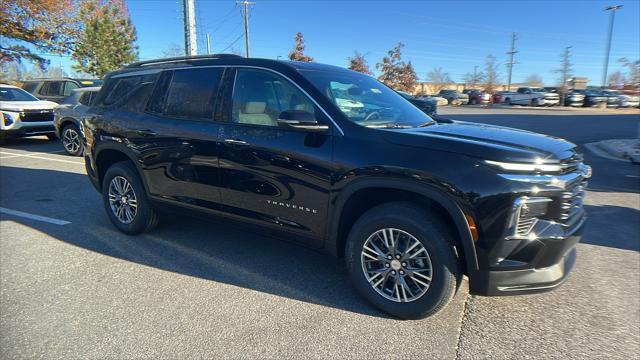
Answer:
[
  {"xmin": 78, "ymin": 92, "xmax": 91, "ymax": 105},
  {"xmin": 22, "ymin": 82, "xmax": 39, "ymax": 94},
  {"xmin": 150, "ymin": 68, "xmax": 224, "ymax": 120},
  {"xmin": 103, "ymin": 76, "xmax": 142, "ymax": 105},
  {"xmin": 44, "ymin": 81, "xmax": 62, "ymax": 96}
]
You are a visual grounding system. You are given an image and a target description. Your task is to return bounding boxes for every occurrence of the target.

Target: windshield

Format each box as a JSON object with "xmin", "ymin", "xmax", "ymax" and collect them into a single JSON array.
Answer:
[
  {"xmin": 300, "ymin": 70, "xmax": 433, "ymax": 128},
  {"xmin": 0, "ymin": 87, "xmax": 39, "ymax": 102},
  {"xmin": 531, "ymin": 88, "xmax": 546, "ymax": 92}
]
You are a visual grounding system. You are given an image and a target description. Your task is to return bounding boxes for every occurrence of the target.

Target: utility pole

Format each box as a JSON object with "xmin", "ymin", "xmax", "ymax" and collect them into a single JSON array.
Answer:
[
  {"xmin": 182, "ymin": 0, "xmax": 198, "ymax": 56},
  {"xmin": 237, "ymin": 0, "xmax": 256, "ymax": 58},
  {"xmin": 602, "ymin": 5, "xmax": 623, "ymax": 88},
  {"xmin": 560, "ymin": 46, "xmax": 572, "ymax": 105},
  {"xmin": 206, "ymin": 33, "xmax": 211, "ymax": 55},
  {"xmin": 506, "ymin": 32, "xmax": 518, "ymax": 91}
]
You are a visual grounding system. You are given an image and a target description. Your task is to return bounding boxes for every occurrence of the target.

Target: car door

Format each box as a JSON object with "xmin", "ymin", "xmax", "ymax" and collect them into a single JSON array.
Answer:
[
  {"xmin": 123, "ymin": 67, "xmax": 227, "ymax": 210},
  {"xmin": 216, "ymin": 67, "xmax": 334, "ymax": 243}
]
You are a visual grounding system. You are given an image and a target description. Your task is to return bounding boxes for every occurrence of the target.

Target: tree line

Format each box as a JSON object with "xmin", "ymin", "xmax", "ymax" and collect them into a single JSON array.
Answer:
[{"xmin": 1, "ymin": 0, "xmax": 137, "ymax": 78}]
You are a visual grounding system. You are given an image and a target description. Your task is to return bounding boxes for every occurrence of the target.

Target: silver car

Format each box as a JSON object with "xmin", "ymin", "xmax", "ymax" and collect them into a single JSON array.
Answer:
[{"xmin": 54, "ymin": 87, "xmax": 100, "ymax": 156}]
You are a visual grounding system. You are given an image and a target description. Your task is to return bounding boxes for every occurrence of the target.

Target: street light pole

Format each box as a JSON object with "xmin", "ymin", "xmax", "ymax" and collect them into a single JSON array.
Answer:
[{"xmin": 602, "ymin": 5, "xmax": 623, "ymax": 89}]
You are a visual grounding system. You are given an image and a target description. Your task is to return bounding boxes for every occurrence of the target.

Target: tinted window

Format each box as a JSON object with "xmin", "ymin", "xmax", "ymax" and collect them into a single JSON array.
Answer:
[
  {"xmin": 22, "ymin": 82, "xmax": 39, "ymax": 93},
  {"xmin": 232, "ymin": 68, "xmax": 315, "ymax": 127},
  {"xmin": 78, "ymin": 91, "xmax": 91, "ymax": 105},
  {"xmin": 163, "ymin": 68, "xmax": 223, "ymax": 119},
  {"xmin": 64, "ymin": 81, "xmax": 80, "ymax": 96},
  {"xmin": 44, "ymin": 81, "xmax": 62, "ymax": 96},
  {"xmin": 103, "ymin": 76, "xmax": 141, "ymax": 105}
]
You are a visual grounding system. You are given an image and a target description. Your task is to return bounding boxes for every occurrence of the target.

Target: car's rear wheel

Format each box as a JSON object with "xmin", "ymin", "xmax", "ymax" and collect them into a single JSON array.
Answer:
[
  {"xmin": 470, "ymin": 99, "xmax": 477, "ymax": 105},
  {"xmin": 505, "ymin": 98, "xmax": 511, "ymax": 105},
  {"xmin": 61, "ymin": 124, "xmax": 83, "ymax": 156},
  {"xmin": 345, "ymin": 202, "xmax": 461, "ymax": 319},
  {"xmin": 102, "ymin": 161, "xmax": 158, "ymax": 234}
]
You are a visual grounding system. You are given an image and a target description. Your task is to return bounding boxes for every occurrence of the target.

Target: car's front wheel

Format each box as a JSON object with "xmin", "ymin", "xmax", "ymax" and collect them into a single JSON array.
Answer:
[
  {"xmin": 346, "ymin": 202, "xmax": 461, "ymax": 319},
  {"xmin": 102, "ymin": 161, "xmax": 159, "ymax": 234},
  {"xmin": 61, "ymin": 124, "xmax": 83, "ymax": 156}
]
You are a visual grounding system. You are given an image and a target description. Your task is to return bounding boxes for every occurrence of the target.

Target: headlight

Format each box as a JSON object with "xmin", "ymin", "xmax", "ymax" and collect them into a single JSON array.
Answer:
[
  {"xmin": 1, "ymin": 111, "xmax": 18, "ymax": 126},
  {"xmin": 485, "ymin": 159, "xmax": 563, "ymax": 172}
]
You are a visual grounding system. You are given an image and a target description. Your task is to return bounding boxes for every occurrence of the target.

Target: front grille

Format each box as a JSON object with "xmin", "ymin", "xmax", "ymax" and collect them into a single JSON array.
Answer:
[
  {"xmin": 558, "ymin": 152, "xmax": 583, "ymax": 174},
  {"xmin": 560, "ymin": 180, "xmax": 586, "ymax": 222},
  {"xmin": 20, "ymin": 110, "xmax": 54, "ymax": 123}
]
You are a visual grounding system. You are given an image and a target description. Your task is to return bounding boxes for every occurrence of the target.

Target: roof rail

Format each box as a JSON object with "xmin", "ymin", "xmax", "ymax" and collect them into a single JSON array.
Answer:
[{"xmin": 125, "ymin": 54, "xmax": 243, "ymax": 68}]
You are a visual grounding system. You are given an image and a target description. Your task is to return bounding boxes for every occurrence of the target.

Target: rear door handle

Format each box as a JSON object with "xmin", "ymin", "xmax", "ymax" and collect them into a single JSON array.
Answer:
[
  {"xmin": 224, "ymin": 139, "xmax": 249, "ymax": 146},
  {"xmin": 135, "ymin": 129, "xmax": 157, "ymax": 137}
]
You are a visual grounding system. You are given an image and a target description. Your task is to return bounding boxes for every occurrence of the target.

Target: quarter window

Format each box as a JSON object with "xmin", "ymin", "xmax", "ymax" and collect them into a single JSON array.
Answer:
[
  {"xmin": 44, "ymin": 81, "xmax": 62, "ymax": 96},
  {"xmin": 231, "ymin": 68, "xmax": 315, "ymax": 127},
  {"xmin": 163, "ymin": 68, "xmax": 223, "ymax": 119},
  {"xmin": 78, "ymin": 92, "xmax": 91, "ymax": 105}
]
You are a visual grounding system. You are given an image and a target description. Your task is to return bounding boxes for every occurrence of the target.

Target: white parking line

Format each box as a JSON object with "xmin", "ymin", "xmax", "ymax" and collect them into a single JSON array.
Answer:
[
  {"xmin": 0, "ymin": 207, "xmax": 71, "ymax": 225},
  {"xmin": 0, "ymin": 151, "xmax": 84, "ymax": 165}
]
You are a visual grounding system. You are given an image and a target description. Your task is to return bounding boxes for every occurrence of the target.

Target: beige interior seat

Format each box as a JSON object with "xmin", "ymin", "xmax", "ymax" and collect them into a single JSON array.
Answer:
[{"xmin": 237, "ymin": 101, "xmax": 276, "ymax": 126}]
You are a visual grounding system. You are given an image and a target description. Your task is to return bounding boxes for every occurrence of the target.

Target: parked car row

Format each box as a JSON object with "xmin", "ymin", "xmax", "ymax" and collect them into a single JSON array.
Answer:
[{"xmin": 0, "ymin": 78, "xmax": 101, "ymax": 155}]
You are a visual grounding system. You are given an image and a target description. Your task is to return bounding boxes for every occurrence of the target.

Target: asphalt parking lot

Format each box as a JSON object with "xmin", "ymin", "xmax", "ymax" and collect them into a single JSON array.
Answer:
[{"xmin": 1, "ymin": 107, "xmax": 639, "ymax": 359}]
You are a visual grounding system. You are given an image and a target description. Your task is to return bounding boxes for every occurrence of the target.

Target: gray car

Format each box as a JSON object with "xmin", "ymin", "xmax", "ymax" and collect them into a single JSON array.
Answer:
[{"xmin": 54, "ymin": 87, "xmax": 101, "ymax": 156}]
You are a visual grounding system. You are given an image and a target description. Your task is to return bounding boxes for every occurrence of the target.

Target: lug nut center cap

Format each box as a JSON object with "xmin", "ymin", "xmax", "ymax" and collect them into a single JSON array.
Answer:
[{"xmin": 390, "ymin": 259, "xmax": 402, "ymax": 271}]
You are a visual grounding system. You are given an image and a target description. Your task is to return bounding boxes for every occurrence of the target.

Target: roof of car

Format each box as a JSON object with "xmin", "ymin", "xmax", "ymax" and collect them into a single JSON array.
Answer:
[
  {"xmin": 71, "ymin": 86, "xmax": 101, "ymax": 92},
  {"xmin": 0, "ymin": 84, "xmax": 20, "ymax": 89},
  {"xmin": 22, "ymin": 77, "xmax": 100, "ymax": 82},
  {"xmin": 110, "ymin": 54, "xmax": 352, "ymax": 77}
]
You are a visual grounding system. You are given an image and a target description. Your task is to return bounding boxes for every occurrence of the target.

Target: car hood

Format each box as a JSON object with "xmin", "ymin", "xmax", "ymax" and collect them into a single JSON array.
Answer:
[
  {"xmin": 381, "ymin": 120, "xmax": 576, "ymax": 163},
  {"xmin": 0, "ymin": 100, "xmax": 58, "ymax": 111}
]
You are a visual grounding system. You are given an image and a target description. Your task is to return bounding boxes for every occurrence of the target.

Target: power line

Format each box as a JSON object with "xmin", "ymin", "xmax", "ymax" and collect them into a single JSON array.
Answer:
[{"xmin": 219, "ymin": 33, "xmax": 245, "ymax": 53}]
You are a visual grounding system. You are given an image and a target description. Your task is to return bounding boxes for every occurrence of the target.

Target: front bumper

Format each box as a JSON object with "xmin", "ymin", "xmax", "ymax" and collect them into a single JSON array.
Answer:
[
  {"xmin": 470, "ymin": 213, "xmax": 584, "ymax": 296},
  {"xmin": 0, "ymin": 123, "xmax": 55, "ymax": 138}
]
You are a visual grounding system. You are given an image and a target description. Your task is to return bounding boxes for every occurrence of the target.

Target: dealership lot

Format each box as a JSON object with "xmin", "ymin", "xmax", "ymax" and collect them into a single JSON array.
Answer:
[{"xmin": 1, "ymin": 108, "xmax": 639, "ymax": 359}]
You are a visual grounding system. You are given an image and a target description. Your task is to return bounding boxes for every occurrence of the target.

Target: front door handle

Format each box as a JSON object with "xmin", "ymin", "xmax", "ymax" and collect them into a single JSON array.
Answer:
[
  {"xmin": 135, "ymin": 129, "xmax": 157, "ymax": 137},
  {"xmin": 224, "ymin": 139, "xmax": 249, "ymax": 146}
]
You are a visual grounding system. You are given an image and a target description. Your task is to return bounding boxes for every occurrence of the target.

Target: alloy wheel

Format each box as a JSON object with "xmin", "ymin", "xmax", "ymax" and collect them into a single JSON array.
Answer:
[
  {"xmin": 361, "ymin": 228, "xmax": 433, "ymax": 303},
  {"xmin": 108, "ymin": 176, "xmax": 138, "ymax": 224},
  {"xmin": 62, "ymin": 127, "xmax": 81, "ymax": 154}
]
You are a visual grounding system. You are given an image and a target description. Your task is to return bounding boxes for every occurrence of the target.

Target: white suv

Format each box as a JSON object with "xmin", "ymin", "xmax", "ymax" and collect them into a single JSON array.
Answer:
[{"xmin": 0, "ymin": 84, "xmax": 58, "ymax": 143}]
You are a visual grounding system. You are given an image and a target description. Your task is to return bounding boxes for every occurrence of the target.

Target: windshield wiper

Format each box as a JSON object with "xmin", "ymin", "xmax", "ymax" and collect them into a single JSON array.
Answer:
[
  {"xmin": 365, "ymin": 123, "xmax": 412, "ymax": 129},
  {"xmin": 418, "ymin": 120, "xmax": 436, "ymax": 127}
]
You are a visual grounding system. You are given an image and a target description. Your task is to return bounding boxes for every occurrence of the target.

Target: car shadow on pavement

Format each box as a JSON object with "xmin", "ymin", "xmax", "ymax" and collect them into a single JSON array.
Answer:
[
  {"xmin": 0, "ymin": 136, "xmax": 63, "ymax": 153},
  {"xmin": 0, "ymin": 165, "xmax": 391, "ymax": 318},
  {"xmin": 581, "ymin": 204, "xmax": 640, "ymax": 252}
]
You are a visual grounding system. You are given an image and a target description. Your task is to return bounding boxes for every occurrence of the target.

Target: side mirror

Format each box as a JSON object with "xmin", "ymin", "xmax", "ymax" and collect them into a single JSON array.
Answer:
[{"xmin": 277, "ymin": 110, "xmax": 328, "ymax": 132}]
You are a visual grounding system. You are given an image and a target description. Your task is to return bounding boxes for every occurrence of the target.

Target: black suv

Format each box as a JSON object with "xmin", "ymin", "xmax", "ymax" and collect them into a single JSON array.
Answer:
[
  {"xmin": 22, "ymin": 78, "xmax": 103, "ymax": 103},
  {"xmin": 83, "ymin": 55, "xmax": 590, "ymax": 319}
]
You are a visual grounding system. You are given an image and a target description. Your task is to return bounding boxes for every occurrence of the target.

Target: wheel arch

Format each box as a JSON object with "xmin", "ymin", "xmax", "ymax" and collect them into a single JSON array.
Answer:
[
  {"xmin": 328, "ymin": 178, "xmax": 479, "ymax": 275},
  {"xmin": 94, "ymin": 143, "xmax": 148, "ymax": 194}
]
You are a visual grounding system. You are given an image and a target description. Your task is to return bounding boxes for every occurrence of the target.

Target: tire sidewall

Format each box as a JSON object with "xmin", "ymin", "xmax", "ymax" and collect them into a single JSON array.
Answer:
[
  {"xmin": 102, "ymin": 162, "xmax": 152, "ymax": 235},
  {"xmin": 346, "ymin": 204, "xmax": 459, "ymax": 319}
]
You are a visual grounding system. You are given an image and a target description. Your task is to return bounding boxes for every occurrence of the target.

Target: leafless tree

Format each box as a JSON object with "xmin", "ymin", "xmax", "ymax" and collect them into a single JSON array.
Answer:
[
  {"xmin": 483, "ymin": 55, "xmax": 499, "ymax": 93},
  {"xmin": 162, "ymin": 43, "xmax": 184, "ymax": 58},
  {"xmin": 607, "ymin": 71, "xmax": 627, "ymax": 89},
  {"xmin": 288, "ymin": 32, "xmax": 314, "ymax": 62},
  {"xmin": 427, "ymin": 67, "xmax": 452, "ymax": 94},
  {"xmin": 619, "ymin": 57, "xmax": 639, "ymax": 88},
  {"xmin": 525, "ymin": 74, "xmax": 543, "ymax": 87},
  {"xmin": 463, "ymin": 66, "xmax": 484, "ymax": 88},
  {"xmin": 347, "ymin": 51, "xmax": 372, "ymax": 75}
]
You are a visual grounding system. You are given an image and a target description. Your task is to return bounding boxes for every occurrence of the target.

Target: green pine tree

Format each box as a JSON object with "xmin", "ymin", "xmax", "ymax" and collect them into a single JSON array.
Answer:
[{"xmin": 72, "ymin": 0, "xmax": 138, "ymax": 77}]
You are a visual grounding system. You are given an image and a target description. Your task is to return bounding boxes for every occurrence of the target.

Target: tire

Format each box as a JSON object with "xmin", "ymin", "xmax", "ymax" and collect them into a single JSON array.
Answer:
[
  {"xmin": 470, "ymin": 99, "xmax": 477, "ymax": 105},
  {"xmin": 505, "ymin": 98, "xmax": 511, "ymax": 105},
  {"xmin": 345, "ymin": 202, "xmax": 461, "ymax": 319},
  {"xmin": 102, "ymin": 161, "xmax": 159, "ymax": 235},
  {"xmin": 61, "ymin": 124, "xmax": 83, "ymax": 156}
]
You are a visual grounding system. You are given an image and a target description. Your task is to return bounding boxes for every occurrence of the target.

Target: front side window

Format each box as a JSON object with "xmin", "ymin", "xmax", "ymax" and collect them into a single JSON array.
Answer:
[
  {"xmin": 22, "ymin": 82, "xmax": 38, "ymax": 94},
  {"xmin": 232, "ymin": 68, "xmax": 315, "ymax": 127},
  {"xmin": 163, "ymin": 68, "xmax": 223, "ymax": 119},
  {"xmin": 300, "ymin": 69, "xmax": 433, "ymax": 128},
  {"xmin": 103, "ymin": 76, "xmax": 142, "ymax": 105},
  {"xmin": 64, "ymin": 81, "xmax": 80, "ymax": 96}
]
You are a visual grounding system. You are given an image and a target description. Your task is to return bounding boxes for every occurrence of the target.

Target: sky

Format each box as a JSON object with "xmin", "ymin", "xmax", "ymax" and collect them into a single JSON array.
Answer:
[{"xmin": 41, "ymin": 0, "xmax": 640, "ymax": 86}]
